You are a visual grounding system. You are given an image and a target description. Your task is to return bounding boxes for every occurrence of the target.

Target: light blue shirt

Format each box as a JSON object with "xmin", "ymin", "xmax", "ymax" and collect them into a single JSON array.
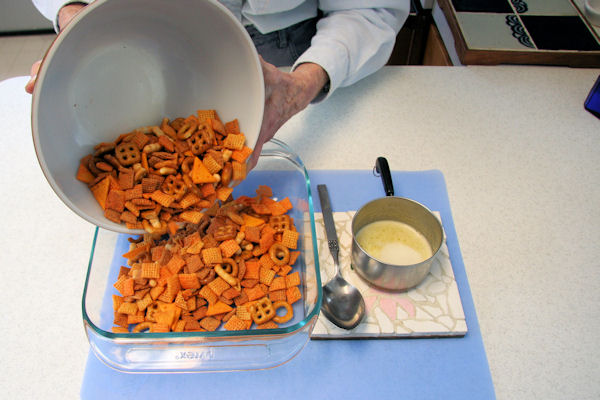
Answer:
[{"xmin": 32, "ymin": 0, "xmax": 409, "ymax": 99}]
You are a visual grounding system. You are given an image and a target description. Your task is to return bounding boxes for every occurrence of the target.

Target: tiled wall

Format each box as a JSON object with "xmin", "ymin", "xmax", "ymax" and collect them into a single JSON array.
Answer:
[{"xmin": 451, "ymin": 0, "xmax": 600, "ymax": 51}]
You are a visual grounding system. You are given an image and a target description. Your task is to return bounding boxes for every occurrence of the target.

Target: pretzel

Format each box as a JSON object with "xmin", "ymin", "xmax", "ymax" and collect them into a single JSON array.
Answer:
[
  {"xmin": 215, "ymin": 264, "xmax": 241, "ymax": 290},
  {"xmin": 249, "ymin": 297, "xmax": 276, "ymax": 325},
  {"xmin": 269, "ymin": 215, "xmax": 291, "ymax": 233},
  {"xmin": 220, "ymin": 257, "xmax": 238, "ymax": 277},
  {"xmin": 161, "ymin": 175, "xmax": 187, "ymax": 200},
  {"xmin": 115, "ymin": 142, "xmax": 141, "ymax": 166},
  {"xmin": 272, "ymin": 301, "xmax": 293, "ymax": 324},
  {"xmin": 188, "ymin": 130, "xmax": 213, "ymax": 155},
  {"xmin": 269, "ymin": 243, "xmax": 290, "ymax": 266}
]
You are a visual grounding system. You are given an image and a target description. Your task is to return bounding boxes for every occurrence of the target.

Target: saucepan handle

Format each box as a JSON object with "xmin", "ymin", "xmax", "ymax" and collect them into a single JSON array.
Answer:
[{"xmin": 375, "ymin": 157, "xmax": 394, "ymax": 197}]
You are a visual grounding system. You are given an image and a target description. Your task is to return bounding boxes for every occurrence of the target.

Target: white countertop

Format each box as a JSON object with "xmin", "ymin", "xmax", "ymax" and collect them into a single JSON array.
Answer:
[{"xmin": 1, "ymin": 65, "xmax": 599, "ymax": 399}]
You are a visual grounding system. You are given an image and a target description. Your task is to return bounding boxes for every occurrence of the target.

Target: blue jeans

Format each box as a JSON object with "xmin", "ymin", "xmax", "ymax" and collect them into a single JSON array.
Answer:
[{"xmin": 245, "ymin": 16, "xmax": 318, "ymax": 67}]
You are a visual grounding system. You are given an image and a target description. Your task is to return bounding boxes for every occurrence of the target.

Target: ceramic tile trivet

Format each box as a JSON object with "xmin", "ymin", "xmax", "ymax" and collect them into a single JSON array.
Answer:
[{"xmin": 310, "ymin": 211, "xmax": 467, "ymax": 339}]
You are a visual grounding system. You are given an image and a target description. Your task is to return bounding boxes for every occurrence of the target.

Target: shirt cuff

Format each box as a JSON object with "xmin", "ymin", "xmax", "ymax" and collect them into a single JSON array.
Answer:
[
  {"xmin": 54, "ymin": 1, "xmax": 89, "ymax": 33},
  {"xmin": 292, "ymin": 40, "xmax": 348, "ymax": 103}
]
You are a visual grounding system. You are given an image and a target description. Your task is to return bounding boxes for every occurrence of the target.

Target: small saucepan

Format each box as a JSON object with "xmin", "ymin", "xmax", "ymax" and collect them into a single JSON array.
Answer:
[{"xmin": 351, "ymin": 158, "xmax": 444, "ymax": 291}]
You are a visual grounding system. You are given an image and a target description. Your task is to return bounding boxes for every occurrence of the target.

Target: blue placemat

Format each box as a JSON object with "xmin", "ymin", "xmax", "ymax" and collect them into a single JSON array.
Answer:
[{"xmin": 81, "ymin": 169, "xmax": 495, "ymax": 400}]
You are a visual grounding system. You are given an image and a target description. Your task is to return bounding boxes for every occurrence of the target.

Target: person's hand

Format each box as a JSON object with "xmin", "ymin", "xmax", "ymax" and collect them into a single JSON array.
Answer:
[
  {"xmin": 25, "ymin": 3, "xmax": 86, "ymax": 94},
  {"xmin": 248, "ymin": 57, "xmax": 329, "ymax": 169}
]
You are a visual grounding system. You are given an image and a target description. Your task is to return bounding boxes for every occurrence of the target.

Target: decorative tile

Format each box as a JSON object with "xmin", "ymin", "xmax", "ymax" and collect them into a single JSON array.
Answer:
[
  {"xmin": 439, "ymin": 0, "xmax": 600, "ymax": 66},
  {"xmin": 515, "ymin": 0, "xmax": 579, "ymax": 15},
  {"xmin": 452, "ymin": 0, "xmax": 513, "ymax": 13},
  {"xmin": 521, "ymin": 15, "xmax": 600, "ymax": 50},
  {"xmin": 311, "ymin": 211, "xmax": 467, "ymax": 339},
  {"xmin": 457, "ymin": 12, "xmax": 534, "ymax": 50}
]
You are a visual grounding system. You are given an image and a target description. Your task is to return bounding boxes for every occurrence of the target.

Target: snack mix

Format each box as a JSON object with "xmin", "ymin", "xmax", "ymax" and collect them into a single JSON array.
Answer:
[{"xmin": 77, "ymin": 110, "xmax": 302, "ymax": 333}]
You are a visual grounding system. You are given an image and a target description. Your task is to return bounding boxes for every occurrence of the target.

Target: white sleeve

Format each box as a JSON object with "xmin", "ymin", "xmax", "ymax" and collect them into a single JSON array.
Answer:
[
  {"xmin": 293, "ymin": 1, "xmax": 410, "ymax": 101},
  {"xmin": 31, "ymin": 0, "xmax": 90, "ymax": 32}
]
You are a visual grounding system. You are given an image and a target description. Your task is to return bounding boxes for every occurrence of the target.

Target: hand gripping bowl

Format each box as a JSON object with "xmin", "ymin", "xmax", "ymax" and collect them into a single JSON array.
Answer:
[
  {"xmin": 83, "ymin": 140, "xmax": 322, "ymax": 373},
  {"xmin": 31, "ymin": 0, "xmax": 264, "ymax": 234}
]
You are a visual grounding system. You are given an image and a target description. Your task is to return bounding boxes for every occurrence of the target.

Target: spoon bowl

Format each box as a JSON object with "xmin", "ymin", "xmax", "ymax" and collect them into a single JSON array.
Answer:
[{"xmin": 321, "ymin": 275, "xmax": 366, "ymax": 330}]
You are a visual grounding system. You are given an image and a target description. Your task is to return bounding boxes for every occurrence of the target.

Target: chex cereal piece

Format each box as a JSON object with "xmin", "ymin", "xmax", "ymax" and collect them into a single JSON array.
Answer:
[
  {"xmin": 277, "ymin": 265, "xmax": 292, "ymax": 276},
  {"xmin": 199, "ymin": 285, "xmax": 218, "ymax": 305},
  {"xmin": 150, "ymin": 190, "xmax": 175, "ymax": 208},
  {"xmin": 223, "ymin": 134, "xmax": 245, "ymax": 150},
  {"xmin": 120, "ymin": 210, "xmax": 138, "ymax": 224},
  {"xmin": 112, "ymin": 327, "xmax": 129, "ymax": 333},
  {"xmin": 257, "ymin": 321, "xmax": 279, "ymax": 330},
  {"xmin": 231, "ymin": 161, "xmax": 246, "ymax": 181},
  {"xmin": 285, "ymin": 271, "xmax": 300, "ymax": 288},
  {"xmin": 158, "ymin": 274, "xmax": 181, "ymax": 303},
  {"xmin": 104, "ymin": 209, "xmax": 121, "ymax": 224},
  {"xmin": 185, "ymin": 255, "xmax": 203, "ymax": 273},
  {"xmin": 202, "ymin": 247, "xmax": 223, "ymax": 265},
  {"xmin": 193, "ymin": 306, "xmax": 208, "ymax": 320},
  {"xmin": 268, "ymin": 289, "xmax": 287, "ymax": 303},
  {"xmin": 186, "ymin": 296, "xmax": 197, "ymax": 312},
  {"xmin": 174, "ymin": 292, "xmax": 188, "ymax": 310},
  {"xmin": 281, "ymin": 229, "xmax": 299, "ymax": 249},
  {"xmin": 216, "ymin": 187, "xmax": 233, "ymax": 202},
  {"xmin": 184, "ymin": 319, "xmax": 202, "ymax": 331},
  {"xmin": 224, "ymin": 315, "xmax": 247, "ymax": 331},
  {"xmin": 150, "ymin": 285, "xmax": 164, "ymax": 300},
  {"xmin": 112, "ymin": 295, "xmax": 124, "ymax": 312},
  {"xmin": 124, "ymin": 184, "xmax": 143, "ymax": 201},
  {"xmin": 208, "ymin": 276, "xmax": 230, "ymax": 296},
  {"xmin": 202, "ymin": 154, "xmax": 222, "ymax": 174},
  {"xmin": 199, "ymin": 316, "xmax": 220, "ymax": 332},
  {"xmin": 221, "ymin": 286, "xmax": 241, "ymax": 300},
  {"xmin": 117, "ymin": 302, "xmax": 138, "ymax": 316},
  {"xmin": 231, "ymin": 146, "xmax": 252, "ymax": 163},
  {"xmin": 236, "ymin": 304, "xmax": 252, "ymax": 321},
  {"xmin": 224, "ymin": 119, "xmax": 240, "ymax": 134},
  {"xmin": 259, "ymin": 253, "xmax": 276, "ymax": 269},
  {"xmin": 113, "ymin": 275, "xmax": 134, "ymax": 297},
  {"xmin": 180, "ymin": 210, "xmax": 203, "ymax": 224},
  {"xmin": 219, "ymin": 239, "xmax": 240, "ymax": 258},
  {"xmin": 197, "ymin": 109, "xmax": 217, "ymax": 123},
  {"xmin": 269, "ymin": 276, "xmax": 286, "ymax": 292},
  {"xmin": 173, "ymin": 319, "xmax": 186, "ymax": 332},
  {"xmin": 166, "ymin": 253, "xmax": 186, "ymax": 274},
  {"xmin": 106, "ymin": 190, "xmax": 126, "ymax": 212},
  {"xmin": 141, "ymin": 262, "xmax": 160, "ymax": 279},
  {"xmin": 114, "ymin": 313, "xmax": 128, "ymax": 328},
  {"xmin": 136, "ymin": 293, "xmax": 153, "ymax": 312},
  {"xmin": 259, "ymin": 267, "xmax": 276, "ymax": 286},
  {"xmin": 244, "ymin": 285, "xmax": 266, "ymax": 302},
  {"xmin": 179, "ymin": 192, "xmax": 201, "ymax": 209},
  {"xmin": 244, "ymin": 260, "xmax": 260, "ymax": 280},
  {"xmin": 178, "ymin": 273, "xmax": 200, "ymax": 290},
  {"xmin": 151, "ymin": 323, "xmax": 170, "ymax": 333},
  {"xmin": 286, "ymin": 286, "xmax": 302, "ymax": 304},
  {"xmin": 127, "ymin": 314, "xmax": 145, "ymax": 325}
]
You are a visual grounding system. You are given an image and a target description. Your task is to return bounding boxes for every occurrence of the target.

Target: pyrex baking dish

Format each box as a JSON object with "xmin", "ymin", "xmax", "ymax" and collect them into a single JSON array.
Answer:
[{"xmin": 82, "ymin": 139, "xmax": 322, "ymax": 372}]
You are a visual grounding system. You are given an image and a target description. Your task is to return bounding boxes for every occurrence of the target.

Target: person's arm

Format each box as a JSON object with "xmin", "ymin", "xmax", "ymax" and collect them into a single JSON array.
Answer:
[
  {"xmin": 26, "ymin": 1, "xmax": 88, "ymax": 94},
  {"xmin": 293, "ymin": 1, "xmax": 410, "ymax": 102}
]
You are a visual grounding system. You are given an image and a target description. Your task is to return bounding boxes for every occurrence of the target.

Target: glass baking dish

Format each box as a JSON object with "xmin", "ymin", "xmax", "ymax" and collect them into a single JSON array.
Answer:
[{"xmin": 82, "ymin": 139, "xmax": 322, "ymax": 373}]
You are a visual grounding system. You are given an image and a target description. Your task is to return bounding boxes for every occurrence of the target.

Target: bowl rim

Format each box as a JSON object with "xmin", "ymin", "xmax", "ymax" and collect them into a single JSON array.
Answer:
[{"xmin": 30, "ymin": 0, "xmax": 265, "ymax": 235}]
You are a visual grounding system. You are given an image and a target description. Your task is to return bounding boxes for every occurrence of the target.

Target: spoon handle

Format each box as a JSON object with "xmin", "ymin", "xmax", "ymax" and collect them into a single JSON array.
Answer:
[{"xmin": 317, "ymin": 184, "xmax": 341, "ymax": 274}]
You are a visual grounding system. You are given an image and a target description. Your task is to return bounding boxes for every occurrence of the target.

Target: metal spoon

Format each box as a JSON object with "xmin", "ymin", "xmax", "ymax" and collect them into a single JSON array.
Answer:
[{"xmin": 317, "ymin": 184, "xmax": 366, "ymax": 330}]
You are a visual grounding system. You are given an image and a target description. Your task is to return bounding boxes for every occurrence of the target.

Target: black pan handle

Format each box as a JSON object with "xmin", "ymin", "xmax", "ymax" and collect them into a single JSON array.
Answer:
[{"xmin": 375, "ymin": 157, "xmax": 394, "ymax": 197}]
